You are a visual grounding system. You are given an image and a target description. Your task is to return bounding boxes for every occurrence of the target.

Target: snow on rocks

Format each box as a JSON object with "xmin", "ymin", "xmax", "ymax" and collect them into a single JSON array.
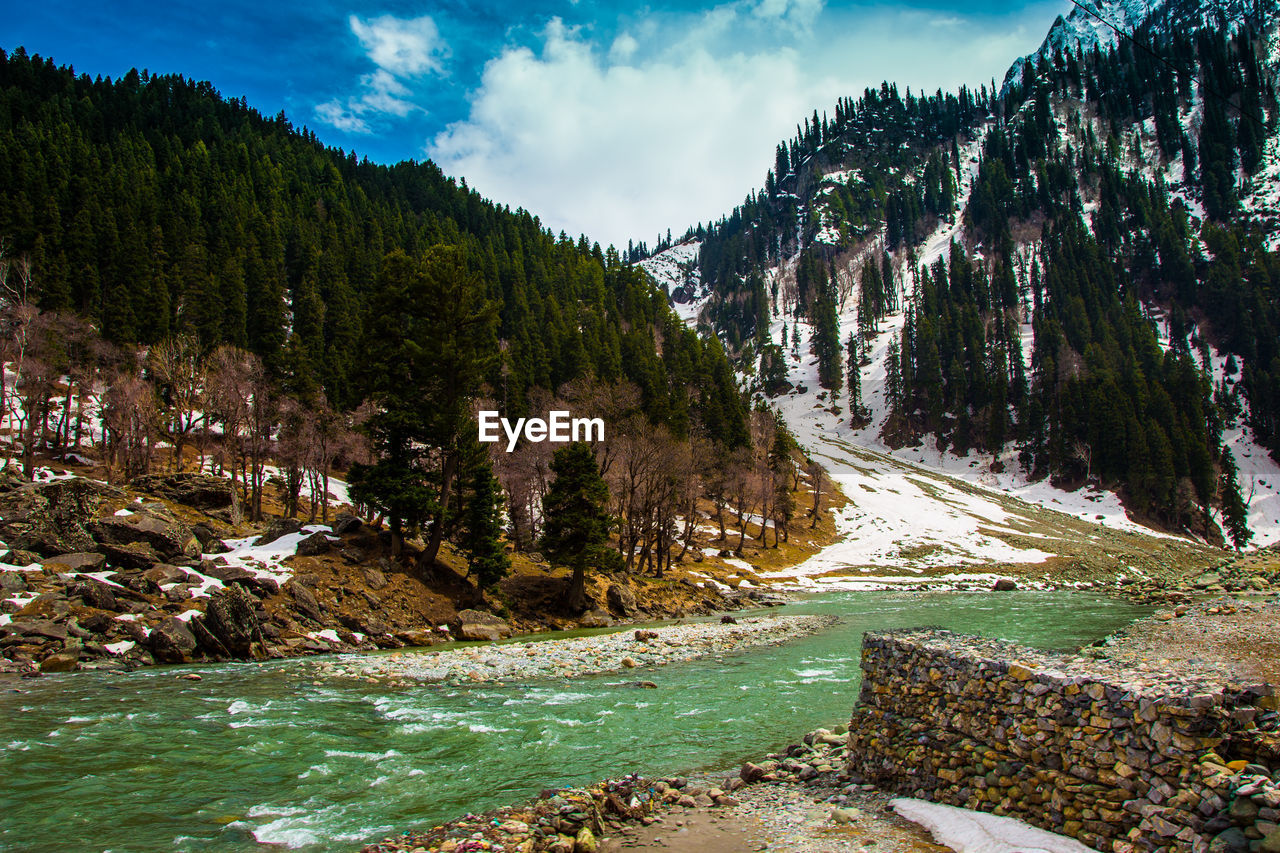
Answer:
[
  {"xmin": 215, "ymin": 524, "xmax": 334, "ymax": 588},
  {"xmin": 639, "ymin": 241, "xmax": 706, "ymax": 324}
]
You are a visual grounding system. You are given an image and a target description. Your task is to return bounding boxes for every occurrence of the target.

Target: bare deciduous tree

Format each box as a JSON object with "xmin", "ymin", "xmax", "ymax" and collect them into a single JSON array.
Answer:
[{"xmin": 149, "ymin": 334, "xmax": 205, "ymax": 472}]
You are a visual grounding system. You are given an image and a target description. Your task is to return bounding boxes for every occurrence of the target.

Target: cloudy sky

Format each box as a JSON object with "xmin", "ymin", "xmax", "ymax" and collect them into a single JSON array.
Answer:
[{"xmin": 9, "ymin": 0, "xmax": 1067, "ymax": 249}]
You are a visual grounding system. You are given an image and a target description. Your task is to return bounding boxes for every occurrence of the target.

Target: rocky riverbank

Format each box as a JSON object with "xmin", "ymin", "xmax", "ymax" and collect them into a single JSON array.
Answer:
[
  {"xmin": 317, "ymin": 614, "xmax": 838, "ymax": 686},
  {"xmin": 0, "ymin": 475, "xmax": 769, "ymax": 676},
  {"xmin": 358, "ymin": 723, "xmax": 943, "ymax": 853}
]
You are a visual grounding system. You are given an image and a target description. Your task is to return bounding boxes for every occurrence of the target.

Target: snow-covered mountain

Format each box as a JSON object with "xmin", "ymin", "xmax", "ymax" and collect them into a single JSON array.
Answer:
[{"xmin": 640, "ymin": 0, "xmax": 1280, "ymax": 563}]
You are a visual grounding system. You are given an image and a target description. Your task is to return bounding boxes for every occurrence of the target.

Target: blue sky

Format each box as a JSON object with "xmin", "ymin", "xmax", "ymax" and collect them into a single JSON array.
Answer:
[{"xmin": 8, "ymin": 0, "xmax": 1068, "ymax": 248}]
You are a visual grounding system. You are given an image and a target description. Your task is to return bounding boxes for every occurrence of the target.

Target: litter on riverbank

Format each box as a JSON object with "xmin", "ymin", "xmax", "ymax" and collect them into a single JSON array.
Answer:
[{"xmin": 318, "ymin": 614, "xmax": 839, "ymax": 686}]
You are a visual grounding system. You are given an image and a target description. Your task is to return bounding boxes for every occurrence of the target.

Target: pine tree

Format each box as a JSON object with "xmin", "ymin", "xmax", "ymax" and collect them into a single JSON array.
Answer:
[
  {"xmin": 461, "ymin": 454, "xmax": 511, "ymax": 589},
  {"xmin": 1218, "ymin": 447, "xmax": 1252, "ymax": 550},
  {"xmin": 540, "ymin": 442, "xmax": 614, "ymax": 612}
]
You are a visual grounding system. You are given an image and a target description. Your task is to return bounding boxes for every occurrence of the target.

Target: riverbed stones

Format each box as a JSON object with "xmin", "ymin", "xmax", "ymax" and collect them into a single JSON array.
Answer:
[{"xmin": 335, "ymin": 615, "xmax": 835, "ymax": 685}]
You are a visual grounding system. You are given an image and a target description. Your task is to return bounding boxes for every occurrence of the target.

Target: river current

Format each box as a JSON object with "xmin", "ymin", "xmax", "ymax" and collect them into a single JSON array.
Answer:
[{"xmin": 1, "ymin": 590, "xmax": 1149, "ymax": 852}]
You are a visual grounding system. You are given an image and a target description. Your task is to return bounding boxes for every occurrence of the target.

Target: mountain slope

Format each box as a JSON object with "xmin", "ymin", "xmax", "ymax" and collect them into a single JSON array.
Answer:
[{"xmin": 642, "ymin": 0, "xmax": 1280, "ymax": 553}]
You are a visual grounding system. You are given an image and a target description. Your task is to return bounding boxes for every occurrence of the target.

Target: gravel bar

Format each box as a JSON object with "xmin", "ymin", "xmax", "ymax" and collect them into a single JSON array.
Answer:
[{"xmin": 322, "ymin": 614, "xmax": 838, "ymax": 685}]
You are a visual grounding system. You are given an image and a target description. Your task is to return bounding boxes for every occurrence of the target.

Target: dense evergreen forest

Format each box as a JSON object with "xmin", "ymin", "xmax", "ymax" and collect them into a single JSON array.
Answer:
[
  {"xmin": 679, "ymin": 9, "xmax": 1279, "ymax": 545},
  {"xmin": 0, "ymin": 46, "xmax": 760, "ymax": 601}
]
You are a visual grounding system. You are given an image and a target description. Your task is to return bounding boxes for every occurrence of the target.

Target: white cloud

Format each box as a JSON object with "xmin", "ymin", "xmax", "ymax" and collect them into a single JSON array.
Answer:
[
  {"xmin": 426, "ymin": 4, "xmax": 1055, "ymax": 248},
  {"xmin": 752, "ymin": 0, "xmax": 824, "ymax": 28},
  {"xmin": 609, "ymin": 33, "xmax": 638, "ymax": 63},
  {"xmin": 430, "ymin": 17, "xmax": 831, "ymax": 247},
  {"xmin": 315, "ymin": 13, "xmax": 446, "ymax": 134},
  {"xmin": 349, "ymin": 13, "xmax": 446, "ymax": 77}
]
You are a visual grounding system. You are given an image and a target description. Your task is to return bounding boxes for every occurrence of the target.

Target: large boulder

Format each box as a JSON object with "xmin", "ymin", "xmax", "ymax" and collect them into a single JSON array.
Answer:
[
  {"xmin": 140, "ymin": 564, "xmax": 189, "ymax": 587},
  {"xmin": 0, "ymin": 478, "xmax": 118, "ymax": 557},
  {"xmin": 197, "ymin": 585, "xmax": 261, "ymax": 659},
  {"xmin": 1, "ymin": 619, "xmax": 68, "ymax": 642},
  {"xmin": 39, "ymin": 652, "xmax": 80, "ymax": 673},
  {"xmin": 579, "ymin": 609, "xmax": 612, "ymax": 628},
  {"xmin": 992, "ymin": 578, "xmax": 1018, "ymax": 591},
  {"xmin": 69, "ymin": 579, "xmax": 118, "ymax": 611},
  {"xmin": 295, "ymin": 531, "xmax": 332, "ymax": 557},
  {"xmin": 289, "ymin": 583, "xmax": 324, "ymax": 624},
  {"xmin": 129, "ymin": 473, "xmax": 234, "ymax": 510},
  {"xmin": 200, "ymin": 563, "xmax": 278, "ymax": 598},
  {"xmin": 191, "ymin": 523, "xmax": 231, "ymax": 554},
  {"xmin": 41, "ymin": 552, "xmax": 107, "ymax": 573},
  {"xmin": 450, "ymin": 609, "xmax": 514, "ymax": 642},
  {"xmin": 147, "ymin": 616, "xmax": 198, "ymax": 664},
  {"xmin": 254, "ymin": 519, "xmax": 303, "ymax": 546},
  {"xmin": 92, "ymin": 512, "xmax": 201, "ymax": 561},
  {"xmin": 606, "ymin": 583, "xmax": 637, "ymax": 616},
  {"xmin": 331, "ymin": 514, "xmax": 363, "ymax": 536},
  {"xmin": 98, "ymin": 542, "xmax": 164, "ymax": 570}
]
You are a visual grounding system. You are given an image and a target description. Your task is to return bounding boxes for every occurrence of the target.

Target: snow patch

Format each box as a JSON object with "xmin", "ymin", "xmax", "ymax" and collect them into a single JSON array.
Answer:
[{"xmin": 893, "ymin": 798, "xmax": 1099, "ymax": 853}]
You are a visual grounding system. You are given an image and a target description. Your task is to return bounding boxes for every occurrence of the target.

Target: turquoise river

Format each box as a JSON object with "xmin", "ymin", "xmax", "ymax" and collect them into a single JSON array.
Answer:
[{"xmin": 1, "ymin": 590, "xmax": 1151, "ymax": 852}]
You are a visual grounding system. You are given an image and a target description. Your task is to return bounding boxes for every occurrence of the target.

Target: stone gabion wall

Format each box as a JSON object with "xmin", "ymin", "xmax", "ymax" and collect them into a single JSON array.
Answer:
[{"xmin": 846, "ymin": 629, "xmax": 1280, "ymax": 853}]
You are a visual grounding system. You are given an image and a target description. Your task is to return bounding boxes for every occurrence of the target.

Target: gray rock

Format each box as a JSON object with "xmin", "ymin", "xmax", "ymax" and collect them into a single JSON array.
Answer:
[
  {"xmin": 362, "ymin": 565, "xmax": 388, "ymax": 590},
  {"xmin": 331, "ymin": 514, "xmax": 363, "ymax": 535},
  {"xmin": 1210, "ymin": 828, "xmax": 1250, "ymax": 853},
  {"xmin": 0, "ymin": 572, "xmax": 29, "ymax": 594},
  {"xmin": 606, "ymin": 583, "xmax": 637, "ymax": 616},
  {"xmin": 199, "ymin": 585, "xmax": 261, "ymax": 659},
  {"xmin": 450, "ymin": 609, "xmax": 513, "ymax": 642},
  {"xmin": 39, "ymin": 651, "xmax": 80, "ymax": 673},
  {"xmin": 141, "ymin": 564, "xmax": 189, "ymax": 587},
  {"xmin": 254, "ymin": 519, "xmax": 303, "ymax": 546},
  {"xmin": 295, "ymin": 531, "xmax": 331, "ymax": 557},
  {"xmin": 92, "ymin": 513, "xmax": 201, "ymax": 561},
  {"xmin": 2, "ymin": 549, "xmax": 42, "ymax": 566},
  {"xmin": 0, "ymin": 478, "xmax": 118, "ymax": 556},
  {"xmin": 69, "ymin": 579, "xmax": 117, "ymax": 611},
  {"xmin": 1231, "ymin": 796, "xmax": 1260, "ymax": 823},
  {"xmin": 290, "ymin": 583, "xmax": 324, "ymax": 623},
  {"xmin": 201, "ymin": 563, "xmax": 278, "ymax": 598},
  {"xmin": 579, "ymin": 609, "xmax": 611, "ymax": 628},
  {"xmin": 98, "ymin": 541, "xmax": 163, "ymax": 570},
  {"xmin": 150, "ymin": 617, "xmax": 198, "ymax": 663},
  {"xmin": 3, "ymin": 620, "xmax": 69, "ymax": 641},
  {"xmin": 40, "ymin": 552, "xmax": 107, "ymax": 572},
  {"xmin": 129, "ymin": 473, "xmax": 234, "ymax": 510},
  {"xmin": 1261, "ymin": 827, "xmax": 1280, "ymax": 853}
]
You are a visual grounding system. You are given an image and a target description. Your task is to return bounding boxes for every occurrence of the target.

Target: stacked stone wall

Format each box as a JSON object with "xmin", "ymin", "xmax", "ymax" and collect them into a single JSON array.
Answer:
[{"xmin": 847, "ymin": 629, "xmax": 1280, "ymax": 853}]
